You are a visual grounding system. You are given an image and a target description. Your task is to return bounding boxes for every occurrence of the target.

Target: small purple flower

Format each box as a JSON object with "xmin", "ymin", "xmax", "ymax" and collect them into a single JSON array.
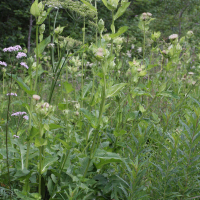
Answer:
[
  {"xmin": 20, "ymin": 62, "xmax": 29, "ymax": 69},
  {"xmin": 13, "ymin": 135, "xmax": 19, "ymax": 138},
  {"xmin": 23, "ymin": 115, "xmax": 29, "ymax": 120},
  {"xmin": 59, "ymin": 84, "xmax": 61, "ymax": 86},
  {"xmin": 11, "ymin": 111, "xmax": 27, "ymax": 116},
  {"xmin": 7, "ymin": 93, "xmax": 17, "ymax": 96},
  {"xmin": 16, "ymin": 52, "xmax": 27, "ymax": 59},
  {"xmin": 3, "ymin": 45, "xmax": 22, "ymax": 52},
  {"xmin": 0, "ymin": 61, "xmax": 7, "ymax": 67}
]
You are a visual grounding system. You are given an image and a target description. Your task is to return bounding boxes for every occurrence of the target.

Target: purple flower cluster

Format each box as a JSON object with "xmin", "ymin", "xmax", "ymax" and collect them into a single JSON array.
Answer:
[
  {"xmin": 11, "ymin": 111, "xmax": 27, "ymax": 116},
  {"xmin": 3, "ymin": 45, "xmax": 22, "ymax": 52},
  {"xmin": 0, "ymin": 61, "xmax": 7, "ymax": 67},
  {"xmin": 13, "ymin": 135, "xmax": 19, "ymax": 138},
  {"xmin": 7, "ymin": 93, "xmax": 17, "ymax": 96},
  {"xmin": 23, "ymin": 115, "xmax": 29, "ymax": 120},
  {"xmin": 16, "ymin": 52, "xmax": 27, "ymax": 59},
  {"xmin": 20, "ymin": 62, "xmax": 29, "ymax": 69}
]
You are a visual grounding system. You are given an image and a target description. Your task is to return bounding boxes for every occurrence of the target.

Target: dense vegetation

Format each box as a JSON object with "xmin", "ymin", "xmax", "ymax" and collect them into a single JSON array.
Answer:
[{"xmin": 0, "ymin": 0, "xmax": 200, "ymax": 199}]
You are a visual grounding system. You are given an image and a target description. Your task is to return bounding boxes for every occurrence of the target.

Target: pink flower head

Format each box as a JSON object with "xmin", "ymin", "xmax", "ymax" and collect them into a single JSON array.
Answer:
[
  {"xmin": 20, "ymin": 62, "xmax": 29, "ymax": 69},
  {"xmin": 0, "ymin": 61, "xmax": 7, "ymax": 67},
  {"xmin": 16, "ymin": 52, "xmax": 27, "ymax": 59},
  {"xmin": 7, "ymin": 93, "xmax": 17, "ymax": 96},
  {"xmin": 3, "ymin": 45, "xmax": 22, "ymax": 52},
  {"xmin": 13, "ymin": 135, "xmax": 19, "ymax": 138},
  {"xmin": 23, "ymin": 115, "xmax": 29, "ymax": 120},
  {"xmin": 11, "ymin": 111, "xmax": 27, "ymax": 116}
]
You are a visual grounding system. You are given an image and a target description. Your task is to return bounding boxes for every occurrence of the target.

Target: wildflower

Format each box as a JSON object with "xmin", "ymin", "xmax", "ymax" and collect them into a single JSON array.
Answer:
[
  {"xmin": 169, "ymin": 34, "xmax": 178, "ymax": 40},
  {"xmin": 33, "ymin": 94, "xmax": 41, "ymax": 101},
  {"xmin": 188, "ymin": 72, "xmax": 194, "ymax": 75},
  {"xmin": 126, "ymin": 50, "xmax": 131, "ymax": 58},
  {"xmin": 0, "ymin": 61, "xmax": 7, "ymax": 67},
  {"xmin": 2, "ymin": 68, "xmax": 6, "ymax": 73},
  {"xmin": 20, "ymin": 62, "xmax": 29, "ymax": 69},
  {"xmin": 137, "ymin": 47, "xmax": 142, "ymax": 53},
  {"xmin": 3, "ymin": 45, "xmax": 22, "ymax": 52},
  {"xmin": 7, "ymin": 93, "xmax": 17, "ymax": 96},
  {"xmin": 48, "ymin": 43, "xmax": 55, "ymax": 48},
  {"xmin": 147, "ymin": 12, "xmax": 152, "ymax": 17},
  {"xmin": 11, "ymin": 111, "xmax": 27, "ymax": 116},
  {"xmin": 96, "ymin": 48, "xmax": 104, "ymax": 57},
  {"xmin": 187, "ymin": 30, "xmax": 194, "ymax": 38},
  {"xmin": 13, "ymin": 135, "xmax": 19, "ymax": 138},
  {"xmin": 16, "ymin": 52, "xmax": 27, "ymax": 59},
  {"xmin": 131, "ymin": 44, "xmax": 135, "ymax": 49},
  {"xmin": 23, "ymin": 115, "xmax": 29, "ymax": 120},
  {"xmin": 113, "ymin": 37, "xmax": 124, "ymax": 45},
  {"xmin": 103, "ymin": 34, "xmax": 111, "ymax": 42}
]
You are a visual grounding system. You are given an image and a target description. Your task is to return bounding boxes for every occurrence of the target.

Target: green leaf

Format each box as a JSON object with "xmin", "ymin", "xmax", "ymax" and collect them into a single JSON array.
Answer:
[
  {"xmin": 80, "ymin": 108, "xmax": 98, "ymax": 128},
  {"xmin": 30, "ymin": 0, "xmax": 40, "ymax": 17},
  {"xmin": 42, "ymin": 156, "xmax": 58, "ymax": 174},
  {"xmin": 114, "ymin": 129, "xmax": 126, "ymax": 137},
  {"xmin": 110, "ymin": 26, "xmax": 128, "ymax": 39},
  {"xmin": 10, "ymin": 74, "xmax": 35, "ymax": 95},
  {"xmin": 35, "ymin": 35, "xmax": 51, "ymax": 57},
  {"xmin": 57, "ymin": 139, "xmax": 71, "ymax": 149},
  {"xmin": 35, "ymin": 137, "xmax": 47, "ymax": 147},
  {"xmin": 94, "ymin": 149, "xmax": 122, "ymax": 169},
  {"xmin": 63, "ymin": 81, "xmax": 74, "ymax": 94},
  {"xmin": 114, "ymin": 2, "xmax": 130, "ymax": 21},
  {"xmin": 82, "ymin": 81, "xmax": 92, "ymax": 98},
  {"xmin": 37, "ymin": 8, "xmax": 52, "ymax": 25},
  {"xmin": 81, "ymin": 0, "xmax": 97, "ymax": 12},
  {"xmin": 159, "ymin": 82, "xmax": 167, "ymax": 93},
  {"xmin": 106, "ymin": 83, "xmax": 126, "ymax": 98},
  {"xmin": 14, "ymin": 169, "xmax": 31, "ymax": 181},
  {"xmin": 49, "ymin": 123, "xmax": 64, "ymax": 130},
  {"xmin": 111, "ymin": 23, "xmax": 115, "ymax": 34},
  {"xmin": 102, "ymin": 0, "xmax": 108, "ymax": 9}
]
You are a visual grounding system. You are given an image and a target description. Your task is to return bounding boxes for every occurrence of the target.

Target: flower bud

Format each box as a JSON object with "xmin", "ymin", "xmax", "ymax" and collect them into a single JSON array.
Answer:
[{"xmin": 33, "ymin": 94, "xmax": 40, "ymax": 101}]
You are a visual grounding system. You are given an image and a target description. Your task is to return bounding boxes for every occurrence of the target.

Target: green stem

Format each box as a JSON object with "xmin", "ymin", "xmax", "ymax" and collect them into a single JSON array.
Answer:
[
  {"xmin": 143, "ymin": 21, "xmax": 146, "ymax": 65},
  {"xmin": 34, "ymin": 24, "xmax": 39, "ymax": 92},
  {"xmin": 95, "ymin": 0, "xmax": 98, "ymax": 46},
  {"xmin": 81, "ymin": 16, "xmax": 86, "ymax": 107},
  {"xmin": 111, "ymin": 11, "xmax": 114, "ymax": 55},
  {"xmin": 39, "ymin": 146, "xmax": 42, "ymax": 197}
]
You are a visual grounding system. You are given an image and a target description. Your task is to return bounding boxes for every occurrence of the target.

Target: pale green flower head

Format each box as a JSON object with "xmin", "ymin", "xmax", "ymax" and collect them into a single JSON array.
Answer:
[
  {"xmin": 186, "ymin": 30, "xmax": 194, "ymax": 38},
  {"xmin": 113, "ymin": 37, "xmax": 124, "ymax": 45},
  {"xmin": 98, "ymin": 19, "xmax": 105, "ymax": 34},
  {"xmin": 54, "ymin": 25, "xmax": 65, "ymax": 35},
  {"xmin": 39, "ymin": 24, "xmax": 45, "ymax": 34},
  {"xmin": 103, "ymin": 34, "xmax": 111, "ymax": 42},
  {"xmin": 107, "ymin": 0, "xmax": 120, "ymax": 11},
  {"xmin": 151, "ymin": 31, "xmax": 161, "ymax": 41}
]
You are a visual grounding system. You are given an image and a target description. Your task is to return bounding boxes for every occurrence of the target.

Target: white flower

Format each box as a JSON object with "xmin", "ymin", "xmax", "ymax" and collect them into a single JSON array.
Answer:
[
  {"xmin": 188, "ymin": 72, "xmax": 194, "ymax": 75},
  {"xmin": 126, "ymin": 50, "xmax": 131, "ymax": 58},
  {"xmin": 137, "ymin": 47, "xmax": 142, "ymax": 53},
  {"xmin": 33, "ymin": 94, "xmax": 41, "ymax": 101},
  {"xmin": 131, "ymin": 44, "xmax": 135, "ymax": 49},
  {"xmin": 169, "ymin": 34, "xmax": 178, "ymax": 40}
]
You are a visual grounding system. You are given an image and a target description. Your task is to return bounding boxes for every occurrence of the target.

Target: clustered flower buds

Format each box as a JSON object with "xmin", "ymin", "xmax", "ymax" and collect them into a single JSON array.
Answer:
[
  {"xmin": 16, "ymin": 52, "xmax": 27, "ymax": 59},
  {"xmin": 11, "ymin": 111, "xmax": 27, "ymax": 116},
  {"xmin": 169, "ymin": 34, "xmax": 178, "ymax": 40},
  {"xmin": 7, "ymin": 93, "xmax": 17, "ymax": 96},
  {"xmin": 142, "ymin": 12, "xmax": 152, "ymax": 21},
  {"xmin": 33, "ymin": 94, "xmax": 41, "ymax": 101},
  {"xmin": 3, "ymin": 45, "xmax": 22, "ymax": 52},
  {"xmin": 20, "ymin": 62, "xmax": 29, "ymax": 69},
  {"xmin": 0, "ymin": 61, "xmax": 7, "ymax": 67},
  {"xmin": 35, "ymin": 101, "xmax": 54, "ymax": 117}
]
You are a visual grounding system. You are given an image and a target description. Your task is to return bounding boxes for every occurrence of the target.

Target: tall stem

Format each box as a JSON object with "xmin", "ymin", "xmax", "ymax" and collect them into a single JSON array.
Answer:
[
  {"xmin": 81, "ymin": 16, "xmax": 86, "ymax": 107},
  {"xmin": 5, "ymin": 73, "xmax": 12, "ymax": 200},
  {"xmin": 34, "ymin": 24, "xmax": 39, "ymax": 91},
  {"xmin": 111, "ymin": 11, "xmax": 114, "ymax": 55},
  {"xmin": 143, "ymin": 21, "xmax": 146, "ymax": 65}
]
